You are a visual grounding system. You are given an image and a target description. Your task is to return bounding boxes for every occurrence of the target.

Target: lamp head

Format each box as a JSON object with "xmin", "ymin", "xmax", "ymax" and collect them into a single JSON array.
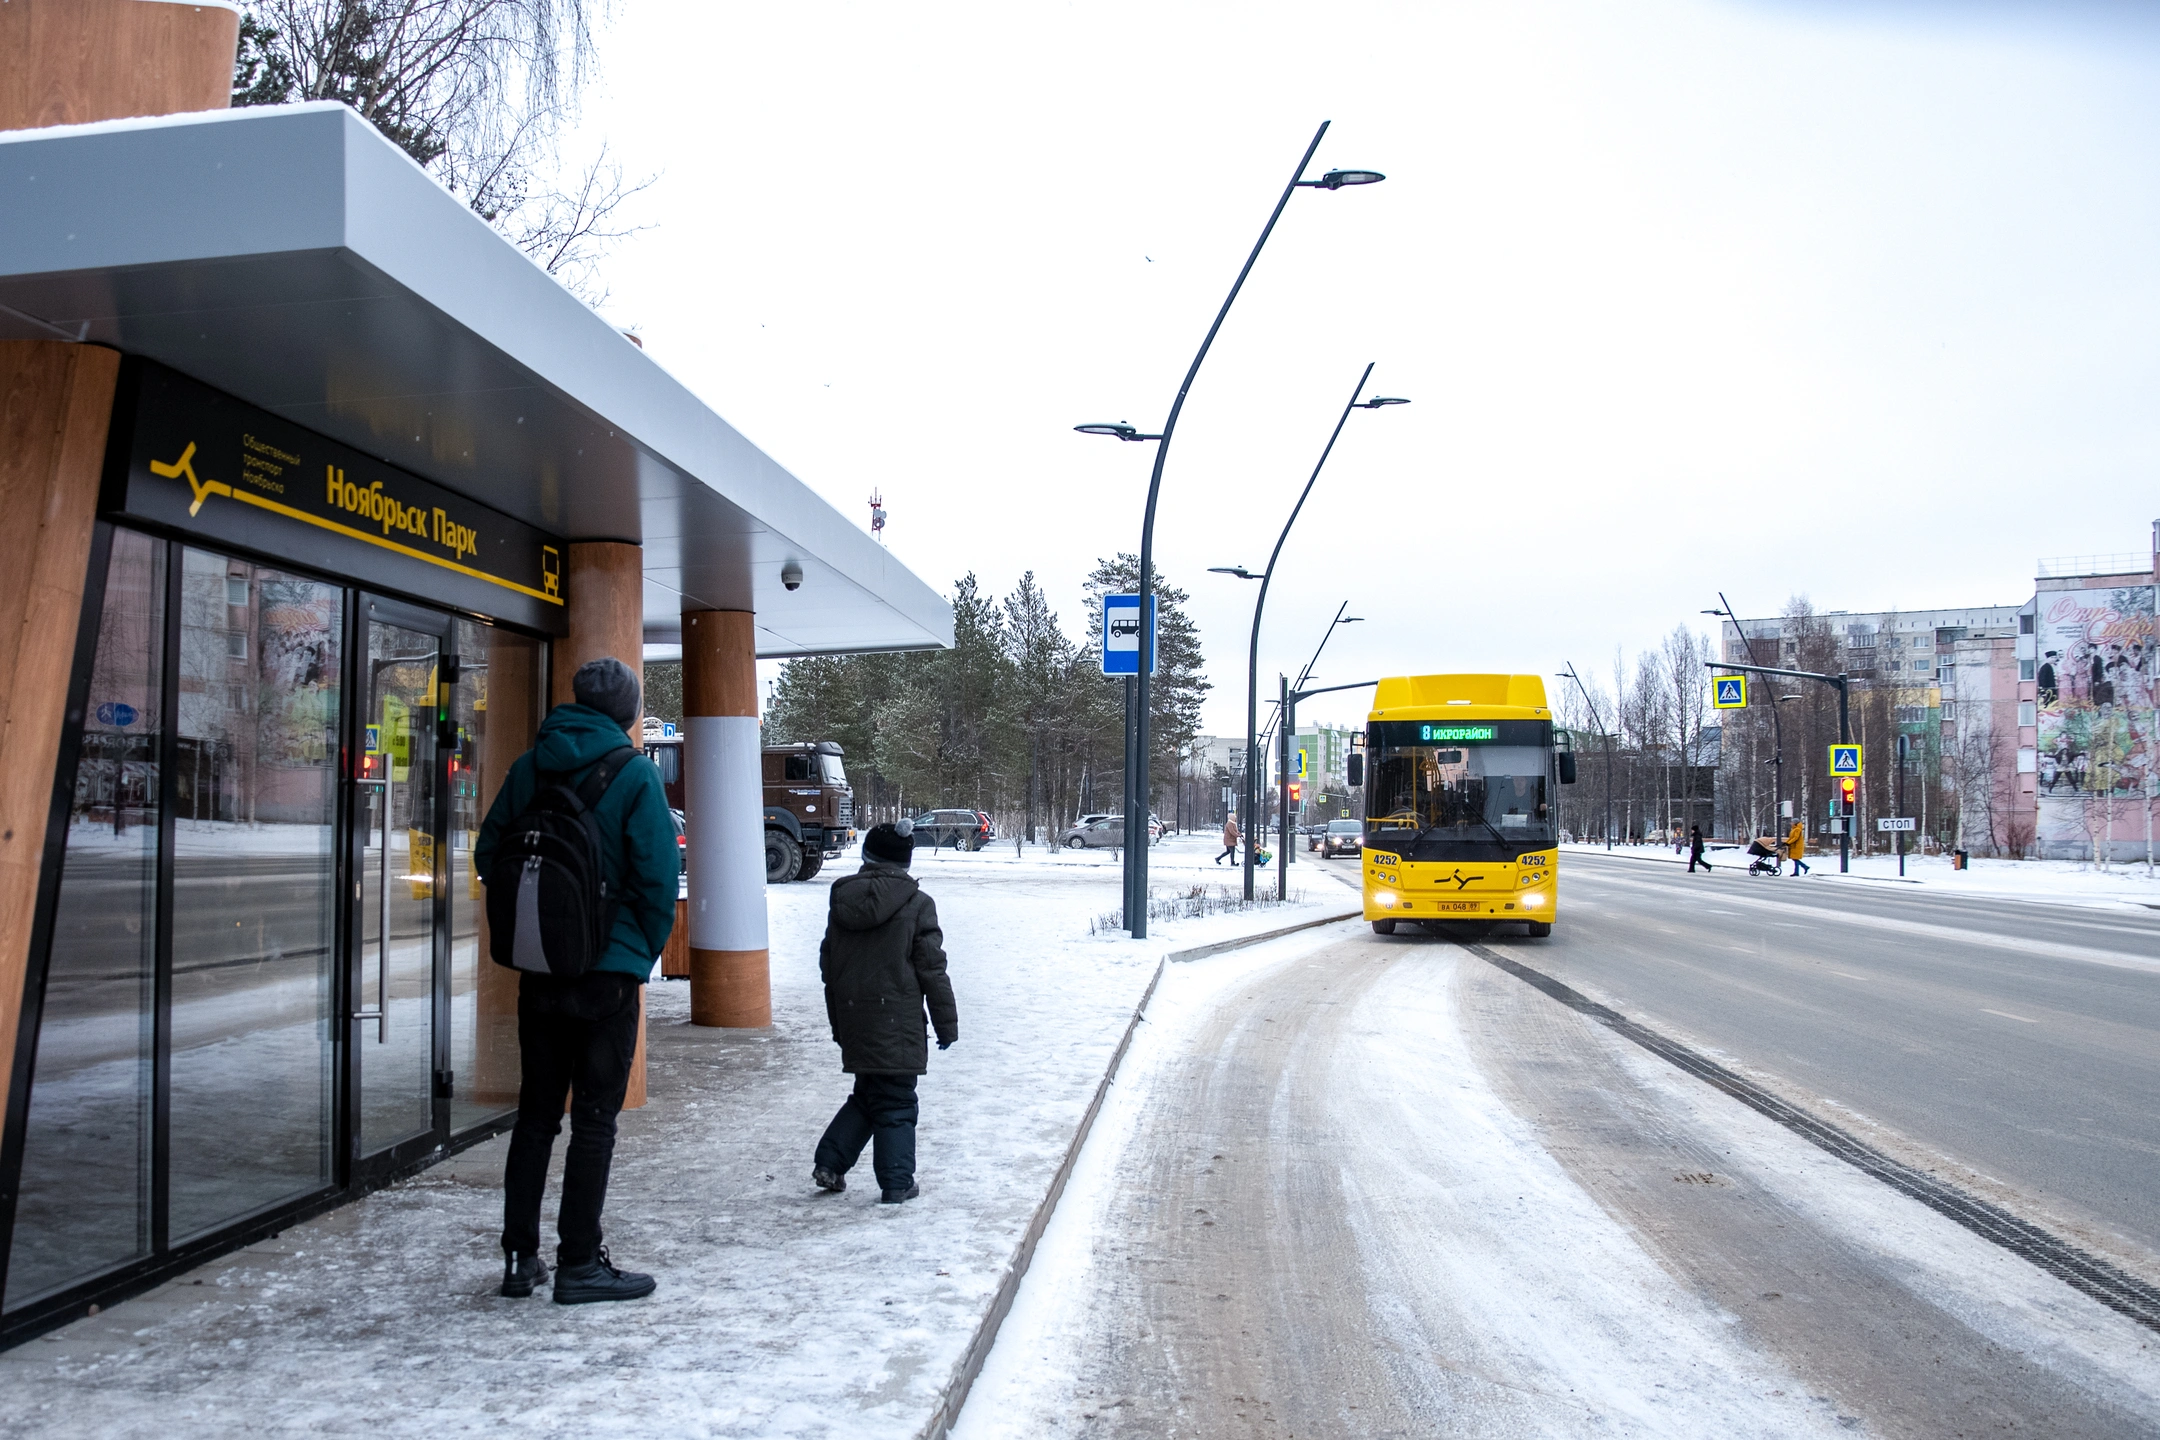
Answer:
[
  {"xmin": 1074, "ymin": 422, "xmax": 1158, "ymax": 441},
  {"xmin": 1302, "ymin": 168, "xmax": 1387, "ymax": 190},
  {"xmin": 1208, "ymin": 566, "xmax": 1260, "ymax": 580},
  {"xmin": 1357, "ymin": 396, "xmax": 1410, "ymax": 408}
]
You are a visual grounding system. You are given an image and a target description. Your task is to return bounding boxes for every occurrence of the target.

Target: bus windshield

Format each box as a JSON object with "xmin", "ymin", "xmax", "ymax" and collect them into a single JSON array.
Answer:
[{"xmin": 1365, "ymin": 730, "xmax": 1554, "ymax": 861}]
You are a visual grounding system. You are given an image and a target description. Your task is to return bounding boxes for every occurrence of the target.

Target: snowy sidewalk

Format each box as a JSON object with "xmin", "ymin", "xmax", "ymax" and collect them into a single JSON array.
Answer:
[
  {"xmin": 0, "ymin": 837, "xmax": 1344, "ymax": 1439},
  {"xmin": 1563, "ymin": 841, "xmax": 2160, "ymax": 910}
]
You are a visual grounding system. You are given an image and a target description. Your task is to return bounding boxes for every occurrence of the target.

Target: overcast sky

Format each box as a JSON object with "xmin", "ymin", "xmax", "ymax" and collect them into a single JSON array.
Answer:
[{"xmin": 577, "ymin": 0, "xmax": 2160, "ymax": 735}]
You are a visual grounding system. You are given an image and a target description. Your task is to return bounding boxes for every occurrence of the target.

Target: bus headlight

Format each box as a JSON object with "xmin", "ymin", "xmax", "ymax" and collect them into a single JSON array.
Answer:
[
  {"xmin": 1375, "ymin": 890, "xmax": 1399, "ymax": 908},
  {"xmin": 1522, "ymin": 892, "xmax": 1544, "ymax": 907}
]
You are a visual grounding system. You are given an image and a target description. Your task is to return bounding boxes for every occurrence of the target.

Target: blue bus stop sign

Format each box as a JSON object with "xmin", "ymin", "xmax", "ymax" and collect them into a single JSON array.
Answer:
[{"xmin": 1101, "ymin": 594, "xmax": 1157, "ymax": 676}]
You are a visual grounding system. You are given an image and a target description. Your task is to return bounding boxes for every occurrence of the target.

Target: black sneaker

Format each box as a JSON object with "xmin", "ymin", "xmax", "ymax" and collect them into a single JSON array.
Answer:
[
  {"xmin": 880, "ymin": 1183, "xmax": 921, "ymax": 1204},
  {"xmin": 552, "ymin": 1247, "xmax": 656, "ymax": 1305},
  {"xmin": 812, "ymin": 1165, "xmax": 846, "ymax": 1193},
  {"xmin": 500, "ymin": 1252, "xmax": 549, "ymax": 1298}
]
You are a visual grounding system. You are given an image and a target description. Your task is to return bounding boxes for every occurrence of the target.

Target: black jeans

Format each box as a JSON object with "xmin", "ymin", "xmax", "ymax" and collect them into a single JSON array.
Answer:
[
  {"xmin": 1215, "ymin": 845, "xmax": 1236, "ymax": 864},
  {"xmin": 502, "ymin": 970, "xmax": 641, "ymax": 1265},
  {"xmin": 815, "ymin": 1073, "xmax": 920, "ymax": 1192}
]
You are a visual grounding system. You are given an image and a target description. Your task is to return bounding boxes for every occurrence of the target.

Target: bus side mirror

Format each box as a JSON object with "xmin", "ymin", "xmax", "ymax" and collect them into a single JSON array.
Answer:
[
  {"xmin": 1346, "ymin": 754, "xmax": 1363, "ymax": 788},
  {"xmin": 1558, "ymin": 753, "xmax": 1578, "ymax": 785}
]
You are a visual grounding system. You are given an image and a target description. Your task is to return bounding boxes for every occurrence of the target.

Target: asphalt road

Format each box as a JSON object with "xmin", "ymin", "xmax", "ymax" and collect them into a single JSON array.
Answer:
[
  {"xmin": 1503, "ymin": 848, "xmax": 2160, "ymax": 1263},
  {"xmin": 976, "ymin": 854, "xmax": 2160, "ymax": 1437}
]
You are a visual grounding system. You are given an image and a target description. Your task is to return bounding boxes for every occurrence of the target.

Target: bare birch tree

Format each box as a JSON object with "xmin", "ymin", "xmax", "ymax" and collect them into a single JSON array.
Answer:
[{"xmin": 233, "ymin": 0, "xmax": 652, "ymax": 302}]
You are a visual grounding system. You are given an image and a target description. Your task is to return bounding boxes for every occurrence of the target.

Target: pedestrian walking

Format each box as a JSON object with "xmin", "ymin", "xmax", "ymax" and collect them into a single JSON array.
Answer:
[
  {"xmin": 812, "ymin": 818, "xmax": 959, "ymax": 1203},
  {"xmin": 1786, "ymin": 817, "xmax": 1809, "ymax": 876},
  {"xmin": 1216, "ymin": 814, "xmax": 1240, "ymax": 865},
  {"xmin": 476, "ymin": 657, "xmax": 680, "ymax": 1305},
  {"xmin": 1688, "ymin": 824, "xmax": 1711, "ymax": 873}
]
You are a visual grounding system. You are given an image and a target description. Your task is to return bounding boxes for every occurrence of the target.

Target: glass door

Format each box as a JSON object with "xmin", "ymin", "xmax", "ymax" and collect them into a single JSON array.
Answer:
[{"xmin": 353, "ymin": 602, "xmax": 448, "ymax": 1163}]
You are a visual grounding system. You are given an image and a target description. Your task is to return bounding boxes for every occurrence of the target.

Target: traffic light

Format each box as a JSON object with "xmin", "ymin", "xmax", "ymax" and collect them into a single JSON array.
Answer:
[
  {"xmin": 1289, "ymin": 782, "xmax": 1303, "ymax": 803},
  {"xmin": 1837, "ymin": 776, "xmax": 1857, "ymax": 814}
]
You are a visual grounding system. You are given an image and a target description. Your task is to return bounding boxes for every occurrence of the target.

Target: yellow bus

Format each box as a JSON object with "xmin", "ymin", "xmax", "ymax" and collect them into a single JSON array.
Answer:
[{"xmin": 1346, "ymin": 674, "xmax": 1577, "ymax": 938}]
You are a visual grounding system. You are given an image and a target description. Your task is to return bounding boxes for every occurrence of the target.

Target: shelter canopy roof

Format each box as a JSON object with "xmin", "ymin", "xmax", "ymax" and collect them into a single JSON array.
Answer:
[{"xmin": 0, "ymin": 102, "xmax": 951, "ymax": 656}]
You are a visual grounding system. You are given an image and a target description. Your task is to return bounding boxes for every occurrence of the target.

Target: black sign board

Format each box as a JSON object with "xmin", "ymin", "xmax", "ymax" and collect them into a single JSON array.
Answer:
[{"xmin": 104, "ymin": 361, "xmax": 567, "ymax": 634}]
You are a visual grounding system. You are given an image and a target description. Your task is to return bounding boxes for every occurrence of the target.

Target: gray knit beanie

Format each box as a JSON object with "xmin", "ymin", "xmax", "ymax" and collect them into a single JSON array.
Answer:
[{"xmin": 572, "ymin": 657, "xmax": 640, "ymax": 728}]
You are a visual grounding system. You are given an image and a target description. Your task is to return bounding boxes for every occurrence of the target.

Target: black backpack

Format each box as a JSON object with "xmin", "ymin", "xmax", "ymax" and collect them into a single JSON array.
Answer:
[{"xmin": 487, "ymin": 746, "xmax": 640, "ymax": 977}]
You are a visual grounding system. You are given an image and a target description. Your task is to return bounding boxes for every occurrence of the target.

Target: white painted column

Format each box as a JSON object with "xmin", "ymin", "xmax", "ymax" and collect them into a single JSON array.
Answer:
[{"xmin": 682, "ymin": 609, "xmax": 770, "ymax": 1026}]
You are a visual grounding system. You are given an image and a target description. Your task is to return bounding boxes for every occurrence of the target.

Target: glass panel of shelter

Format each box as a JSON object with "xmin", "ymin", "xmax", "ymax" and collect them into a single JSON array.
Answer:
[
  {"xmin": 2, "ymin": 541, "xmax": 540, "ymax": 1323},
  {"xmin": 4, "ymin": 529, "xmax": 165, "ymax": 1311},
  {"xmin": 354, "ymin": 600, "xmax": 448, "ymax": 1167}
]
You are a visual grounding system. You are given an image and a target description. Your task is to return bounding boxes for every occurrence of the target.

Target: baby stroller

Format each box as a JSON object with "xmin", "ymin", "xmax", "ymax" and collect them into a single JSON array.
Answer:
[{"xmin": 1745, "ymin": 837, "xmax": 1781, "ymax": 876}]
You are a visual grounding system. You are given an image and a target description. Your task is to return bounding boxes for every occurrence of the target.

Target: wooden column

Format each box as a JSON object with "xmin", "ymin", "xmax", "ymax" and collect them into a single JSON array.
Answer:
[
  {"xmin": 469, "ymin": 632, "xmax": 539, "ymax": 1109},
  {"xmin": 683, "ymin": 609, "xmax": 771, "ymax": 1027},
  {"xmin": 0, "ymin": 342, "xmax": 120, "ymax": 1142},
  {"xmin": 553, "ymin": 540, "xmax": 652, "ymax": 1108},
  {"xmin": 0, "ymin": 0, "xmax": 239, "ymax": 131}
]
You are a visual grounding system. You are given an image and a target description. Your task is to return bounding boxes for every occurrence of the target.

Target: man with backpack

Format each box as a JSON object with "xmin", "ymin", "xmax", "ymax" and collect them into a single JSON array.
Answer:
[{"xmin": 475, "ymin": 657, "xmax": 679, "ymax": 1304}]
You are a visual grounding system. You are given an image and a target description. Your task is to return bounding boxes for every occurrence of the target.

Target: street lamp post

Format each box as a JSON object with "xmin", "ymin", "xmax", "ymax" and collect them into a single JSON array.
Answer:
[
  {"xmin": 1557, "ymin": 663, "xmax": 1613, "ymax": 850},
  {"xmin": 1704, "ymin": 595, "xmax": 1783, "ymax": 838},
  {"xmin": 1278, "ymin": 678, "xmax": 1378, "ymax": 900},
  {"xmin": 1075, "ymin": 121, "xmax": 1385, "ymax": 937},
  {"xmin": 1273, "ymin": 603, "xmax": 1364, "ymax": 885},
  {"xmin": 1208, "ymin": 374, "xmax": 1404, "ymax": 900},
  {"xmin": 1705, "ymin": 659, "xmax": 1852, "ymax": 873}
]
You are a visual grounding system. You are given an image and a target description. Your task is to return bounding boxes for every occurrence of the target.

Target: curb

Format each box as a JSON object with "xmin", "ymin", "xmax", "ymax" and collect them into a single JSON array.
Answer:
[
  {"xmin": 918, "ymin": 908, "xmax": 1362, "ymax": 1438},
  {"xmin": 1168, "ymin": 908, "xmax": 1363, "ymax": 962}
]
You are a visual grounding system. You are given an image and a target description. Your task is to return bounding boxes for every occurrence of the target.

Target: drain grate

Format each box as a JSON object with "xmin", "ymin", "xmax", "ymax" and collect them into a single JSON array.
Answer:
[{"xmin": 1468, "ymin": 942, "xmax": 2160, "ymax": 1335}]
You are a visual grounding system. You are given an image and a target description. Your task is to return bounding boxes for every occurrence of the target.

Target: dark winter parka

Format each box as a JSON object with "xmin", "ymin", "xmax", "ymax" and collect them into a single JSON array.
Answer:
[{"xmin": 820, "ymin": 861, "xmax": 959, "ymax": 1074}]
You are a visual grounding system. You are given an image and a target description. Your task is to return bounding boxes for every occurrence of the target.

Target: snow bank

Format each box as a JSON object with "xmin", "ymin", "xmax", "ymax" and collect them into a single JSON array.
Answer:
[{"xmin": 1565, "ymin": 840, "xmax": 2160, "ymax": 910}]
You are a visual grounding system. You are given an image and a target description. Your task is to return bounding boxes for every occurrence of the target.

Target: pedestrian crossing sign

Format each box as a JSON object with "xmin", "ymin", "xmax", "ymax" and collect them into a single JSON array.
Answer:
[
  {"xmin": 1712, "ymin": 675, "xmax": 1748, "ymax": 709},
  {"xmin": 1829, "ymin": 744, "xmax": 1863, "ymax": 778}
]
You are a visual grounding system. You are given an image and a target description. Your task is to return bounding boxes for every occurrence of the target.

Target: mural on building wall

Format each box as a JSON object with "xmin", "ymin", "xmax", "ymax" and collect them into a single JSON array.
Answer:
[
  {"xmin": 2035, "ymin": 585, "xmax": 2157, "ymax": 857},
  {"xmin": 257, "ymin": 580, "xmax": 340, "ymax": 769}
]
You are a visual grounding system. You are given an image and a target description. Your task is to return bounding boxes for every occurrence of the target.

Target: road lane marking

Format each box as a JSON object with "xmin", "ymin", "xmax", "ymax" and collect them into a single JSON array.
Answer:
[
  {"xmin": 1564, "ymin": 870, "xmax": 2160, "ymax": 976},
  {"xmin": 1464, "ymin": 941, "xmax": 2160, "ymax": 1335},
  {"xmin": 1981, "ymin": 1008, "xmax": 2038, "ymax": 1024},
  {"xmin": 1829, "ymin": 971, "xmax": 1867, "ymax": 981}
]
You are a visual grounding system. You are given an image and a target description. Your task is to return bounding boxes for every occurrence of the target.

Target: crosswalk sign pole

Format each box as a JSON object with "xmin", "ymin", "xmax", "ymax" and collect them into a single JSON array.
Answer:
[
  {"xmin": 1837, "ymin": 679, "xmax": 1850, "ymax": 874},
  {"xmin": 1705, "ymin": 657, "xmax": 1852, "ymax": 873}
]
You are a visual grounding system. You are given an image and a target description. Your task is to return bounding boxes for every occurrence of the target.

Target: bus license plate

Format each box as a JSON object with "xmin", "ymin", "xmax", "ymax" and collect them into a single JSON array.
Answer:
[{"xmin": 1433, "ymin": 901, "xmax": 1484, "ymax": 913}]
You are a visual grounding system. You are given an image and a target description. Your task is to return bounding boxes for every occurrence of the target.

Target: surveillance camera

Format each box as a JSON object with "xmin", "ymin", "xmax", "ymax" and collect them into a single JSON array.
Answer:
[{"xmin": 781, "ymin": 561, "xmax": 804, "ymax": 592}]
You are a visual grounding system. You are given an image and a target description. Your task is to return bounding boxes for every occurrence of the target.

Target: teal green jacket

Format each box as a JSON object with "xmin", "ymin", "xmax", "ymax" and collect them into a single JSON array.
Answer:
[{"xmin": 474, "ymin": 704, "xmax": 679, "ymax": 981}]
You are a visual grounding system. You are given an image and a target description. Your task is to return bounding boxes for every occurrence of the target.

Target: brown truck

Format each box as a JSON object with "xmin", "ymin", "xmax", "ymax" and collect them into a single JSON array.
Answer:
[{"xmin": 641, "ymin": 724, "xmax": 855, "ymax": 882}]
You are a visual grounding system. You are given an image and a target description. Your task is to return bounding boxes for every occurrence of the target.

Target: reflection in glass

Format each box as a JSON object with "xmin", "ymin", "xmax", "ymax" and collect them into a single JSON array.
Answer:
[
  {"xmin": 448, "ymin": 620, "xmax": 543, "ymax": 1132},
  {"xmin": 6, "ymin": 532, "xmax": 164, "ymax": 1310},
  {"xmin": 167, "ymin": 551, "xmax": 339, "ymax": 1241},
  {"xmin": 359, "ymin": 619, "xmax": 440, "ymax": 1153}
]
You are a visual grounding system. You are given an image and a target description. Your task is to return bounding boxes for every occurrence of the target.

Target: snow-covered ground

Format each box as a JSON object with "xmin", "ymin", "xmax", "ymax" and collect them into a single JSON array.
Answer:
[
  {"xmin": 1565, "ymin": 839, "xmax": 2160, "ymax": 909},
  {"xmin": 0, "ymin": 835, "xmax": 1350, "ymax": 1439}
]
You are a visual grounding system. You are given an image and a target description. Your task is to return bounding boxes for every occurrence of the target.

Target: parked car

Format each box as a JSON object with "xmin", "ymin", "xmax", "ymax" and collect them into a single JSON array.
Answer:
[
  {"xmin": 1057, "ymin": 815, "xmax": 1124, "ymax": 849},
  {"xmin": 912, "ymin": 808, "xmax": 993, "ymax": 851},
  {"xmin": 975, "ymin": 810, "xmax": 998, "ymax": 840},
  {"xmin": 1320, "ymin": 818, "xmax": 1363, "ymax": 858}
]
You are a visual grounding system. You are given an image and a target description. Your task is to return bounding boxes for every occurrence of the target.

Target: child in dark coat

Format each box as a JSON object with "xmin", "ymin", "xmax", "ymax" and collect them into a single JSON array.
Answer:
[{"xmin": 812, "ymin": 819, "xmax": 960, "ymax": 1203}]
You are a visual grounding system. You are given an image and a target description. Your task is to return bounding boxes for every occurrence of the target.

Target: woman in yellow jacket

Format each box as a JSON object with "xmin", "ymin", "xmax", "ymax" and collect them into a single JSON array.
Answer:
[{"xmin": 1786, "ymin": 818, "xmax": 1809, "ymax": 876}]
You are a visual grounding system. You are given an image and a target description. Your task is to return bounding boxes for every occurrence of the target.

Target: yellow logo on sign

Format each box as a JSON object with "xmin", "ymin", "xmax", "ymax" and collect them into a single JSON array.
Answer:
[{"xmin": 149, "ymin": 442, "xmax": 230, "ymax": 516}]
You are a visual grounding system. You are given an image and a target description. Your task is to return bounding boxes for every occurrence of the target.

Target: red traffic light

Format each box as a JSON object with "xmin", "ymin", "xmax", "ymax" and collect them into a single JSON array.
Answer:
[
  {"xmin": 1289, "ymin": 782, "xmax": 1303, "ymax": 801},
  {"xmin": 1838, "ymin": 777, "xmax": 1857, "ymax": 808}
]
